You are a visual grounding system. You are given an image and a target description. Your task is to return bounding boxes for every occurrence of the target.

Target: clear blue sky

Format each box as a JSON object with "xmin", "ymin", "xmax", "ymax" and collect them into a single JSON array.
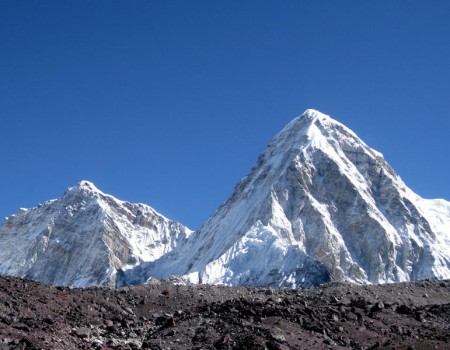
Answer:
[{"xmin": 1, "ymin": 1, "xmax": 449, "ymax": 229}]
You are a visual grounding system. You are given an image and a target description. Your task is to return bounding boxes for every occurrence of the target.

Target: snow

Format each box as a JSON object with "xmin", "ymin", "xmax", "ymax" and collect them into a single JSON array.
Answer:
[{"xmin": 414, "ymin": 195, "xmax": 450, "ymax": 250}]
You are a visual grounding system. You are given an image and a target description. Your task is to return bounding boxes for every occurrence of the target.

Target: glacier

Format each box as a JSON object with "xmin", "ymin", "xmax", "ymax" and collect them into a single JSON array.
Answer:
[{"xmin": 1, "ymin": 109, "xmax": 449, "ymax": 288}]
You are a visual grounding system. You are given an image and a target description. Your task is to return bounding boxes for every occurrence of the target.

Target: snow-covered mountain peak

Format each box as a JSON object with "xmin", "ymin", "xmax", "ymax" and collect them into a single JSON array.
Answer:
[
  {"xmin": 298, "ymin": 108, "xmax": 329, "ymax": 120},
  {"xmin": 118, "ymin": 109, "xmax": 450, "ymax": 288},
  {"xmin": 248, "ymin": 109, "xmax": 375, "ymax": 182},
  {"xmin": 271, "ymin": 110, "xmax": 347, "ymax": 150},
  {"xmin": 64, "ymin": 180, "xmax": 104, "ymax": 199},
  {"xmin": 0, "ymin": 182, "xmax": 191, "ymax": 287},
  {"xmin": 77, "ymin": 180, "xmax": 99, "ymax": 191},
  {"xmin": 278, "ymin": 110, "xmax": 385, "ymax": 166}
]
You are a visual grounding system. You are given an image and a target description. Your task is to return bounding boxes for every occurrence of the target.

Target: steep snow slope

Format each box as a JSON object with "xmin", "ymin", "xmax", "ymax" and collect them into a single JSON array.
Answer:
[
  {"xmin": 0, "ymin": 181, "xmax": 191, "ymax": 287},
  {"xmin": 119, "ymin": 109, "xmax": 450, "ymax": 287}
]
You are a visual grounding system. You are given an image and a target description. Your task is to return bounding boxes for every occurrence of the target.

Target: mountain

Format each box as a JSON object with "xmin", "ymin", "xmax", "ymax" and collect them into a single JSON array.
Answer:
[
  {"xmin": 0, "ymin": 181, "xmax": 192, "ymax": 287},
  {"xmin": 1, "ymin": 109, "xmax": 449, "ymax": 288},
  {"xmin": 118, "ymin": 109, "xmax": 450, "ymax": 288}
]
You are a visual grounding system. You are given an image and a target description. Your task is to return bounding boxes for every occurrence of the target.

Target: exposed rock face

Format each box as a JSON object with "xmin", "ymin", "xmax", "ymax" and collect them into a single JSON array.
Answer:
[
  {"xmin": 0, "ymin": 181, "xmax": 192, "ymax": 287},
  {"xmin": 118, "ymin": 109, "xmax": 450, "ymax": 287}
]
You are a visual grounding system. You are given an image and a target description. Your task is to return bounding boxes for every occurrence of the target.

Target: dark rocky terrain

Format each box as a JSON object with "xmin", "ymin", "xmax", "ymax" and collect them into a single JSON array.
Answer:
[{"xmin": 0, "ymin": 276, "xmax": 448, "ymax": 350}]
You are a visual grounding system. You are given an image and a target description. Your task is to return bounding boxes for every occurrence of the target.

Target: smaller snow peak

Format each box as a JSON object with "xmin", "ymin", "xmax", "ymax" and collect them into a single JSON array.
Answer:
[
  {"xmin": 65, "ymin": 180, "xmax": 104, "ymax": 199},
  {"xmin": 76, "ymin": 180, "xmax": 103, "ymax": 194},
  {"xmin": 77, "ymin": 180, "xmax": 98, "ymax": 191}
]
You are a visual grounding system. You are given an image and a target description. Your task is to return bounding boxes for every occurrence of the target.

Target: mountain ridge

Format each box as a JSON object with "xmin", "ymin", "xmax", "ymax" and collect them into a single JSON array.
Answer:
[{"xmin": 1, "ymin": 109, "xmax": 449, "ymax": 288}]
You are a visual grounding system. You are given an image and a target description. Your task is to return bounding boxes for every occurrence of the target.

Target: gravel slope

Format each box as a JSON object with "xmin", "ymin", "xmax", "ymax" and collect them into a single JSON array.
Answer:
[{"xmin": 0, "ymin": 276, "xmax": 449, "ymax": 349}]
